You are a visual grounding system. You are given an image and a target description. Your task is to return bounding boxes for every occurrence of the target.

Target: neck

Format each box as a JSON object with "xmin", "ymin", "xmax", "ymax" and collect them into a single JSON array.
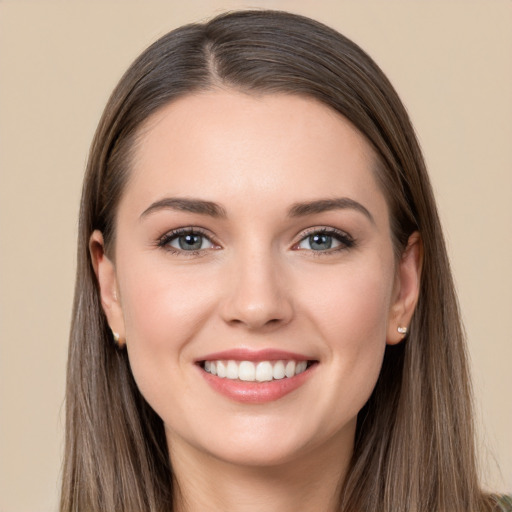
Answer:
[{"xmin": 168, "ymin": 430, "xmax": 354, "ymax": 512}]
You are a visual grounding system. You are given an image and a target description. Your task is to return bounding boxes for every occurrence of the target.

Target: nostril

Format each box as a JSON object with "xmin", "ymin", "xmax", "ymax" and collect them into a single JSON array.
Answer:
[{"xmin": 228, "ymin": 316, "xmax": 287, "ymax": 331}]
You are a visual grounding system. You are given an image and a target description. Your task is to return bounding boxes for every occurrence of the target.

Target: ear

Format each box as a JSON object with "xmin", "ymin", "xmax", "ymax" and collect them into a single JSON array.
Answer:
[
  {"xmin": 387, "ymin": 231, "xmax": 423, "ymax": 345},
  {"xmin": 89, "ymin": 230, "xmax": 126, "ymax": 346}
]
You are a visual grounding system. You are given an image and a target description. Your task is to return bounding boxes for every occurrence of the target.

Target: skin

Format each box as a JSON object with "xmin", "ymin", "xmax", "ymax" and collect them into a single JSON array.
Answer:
[{"xmin": 91, "ymin": 91, "xmax": 422, "ymax": 512}]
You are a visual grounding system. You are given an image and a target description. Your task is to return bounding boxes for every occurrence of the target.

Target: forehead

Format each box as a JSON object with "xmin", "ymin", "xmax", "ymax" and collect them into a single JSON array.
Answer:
[{"xmin": 122, "ymin": 90, "xmax": 387, "ymax": 221}]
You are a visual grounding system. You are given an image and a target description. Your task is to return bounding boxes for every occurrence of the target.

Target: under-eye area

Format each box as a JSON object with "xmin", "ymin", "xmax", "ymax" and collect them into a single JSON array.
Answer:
[{"xmin": 198, "ymin": 359, "xmax": 318, "ymax": 382}]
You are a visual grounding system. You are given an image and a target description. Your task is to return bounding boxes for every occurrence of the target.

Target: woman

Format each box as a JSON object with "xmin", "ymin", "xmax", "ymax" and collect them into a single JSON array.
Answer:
[{"xmin": 60, "ymin": 10, "xmax": 511, "ymax": 512}]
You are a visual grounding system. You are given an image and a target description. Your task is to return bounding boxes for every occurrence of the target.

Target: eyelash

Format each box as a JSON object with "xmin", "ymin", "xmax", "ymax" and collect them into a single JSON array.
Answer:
[
  {"xmin": 157, "ymin": 227, "xmax": 218, "ymax": 257},
  {"xmin": 293, "ymin": 227, "xmax": 355, "ymax": 256},
  {"xmin": 156, "ymin": 227, "xmax": 355, "ymax": 256}
]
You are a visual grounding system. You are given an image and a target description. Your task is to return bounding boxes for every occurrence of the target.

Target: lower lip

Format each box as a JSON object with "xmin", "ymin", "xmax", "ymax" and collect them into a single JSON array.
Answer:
[{"xmin": 198, "ymin": 363, "xmax": 317, "ymax": 404}]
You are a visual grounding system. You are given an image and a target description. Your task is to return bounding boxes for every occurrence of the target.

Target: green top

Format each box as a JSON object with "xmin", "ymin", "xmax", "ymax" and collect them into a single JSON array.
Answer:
[{"xmin": 496, "ymin": 495, "xmax": 512, "ymax": 511}]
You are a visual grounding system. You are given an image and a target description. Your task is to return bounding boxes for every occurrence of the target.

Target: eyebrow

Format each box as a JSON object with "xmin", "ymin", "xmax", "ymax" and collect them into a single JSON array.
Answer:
[
  {"xmin": 287, "ymin": 198, "xmax": 375, "ymax": 224},
  {"xmin": 140, "ymin": 196, "xmax": 374, "ymax": 224},
  {"xmin": 140, "ymin": 197, "xmax": 227, "ymax": 219}
]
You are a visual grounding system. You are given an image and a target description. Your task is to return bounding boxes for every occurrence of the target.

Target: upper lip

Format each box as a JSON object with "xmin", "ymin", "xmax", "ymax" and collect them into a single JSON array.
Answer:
[{"xmin": 196, "ymin": 348, "xmax": 316, "ymax": 363}]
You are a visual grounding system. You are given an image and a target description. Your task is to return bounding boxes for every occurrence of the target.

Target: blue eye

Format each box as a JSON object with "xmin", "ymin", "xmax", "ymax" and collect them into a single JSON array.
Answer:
[
  {"xmin": 297, "ymin": 229, "xmax": 353, "ymax": 252},
  {"xmin": 304, "ymin": 233, "xmax": 335, "ymax": 250},
  {"xmin": 159, "ymin": 229, "xmax": 216, "ymax": 252},
  {"xmin": 171, "ymin": 233, "xmax": 208, "ymax": 251}
]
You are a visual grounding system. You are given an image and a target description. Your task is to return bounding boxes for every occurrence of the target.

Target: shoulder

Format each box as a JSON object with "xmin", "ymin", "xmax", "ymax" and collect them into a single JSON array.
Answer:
[{"xmin": 494, "ymin": 495, "xmax": 512, "ymax": 511}]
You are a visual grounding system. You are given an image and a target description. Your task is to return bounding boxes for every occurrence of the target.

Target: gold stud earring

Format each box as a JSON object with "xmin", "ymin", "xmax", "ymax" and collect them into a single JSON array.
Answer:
[
  {"xmin": 397, "ymin": 326, "xmax": 408, "ymax": 335},
  {"xmin": 112, "ymin": 330, "xmax": 120, "ymax": 344}
]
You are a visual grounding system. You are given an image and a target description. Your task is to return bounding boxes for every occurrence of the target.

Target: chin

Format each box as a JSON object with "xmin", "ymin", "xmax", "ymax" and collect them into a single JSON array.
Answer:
[
  {"xmin": 205, "ymin": 441, "xmax": 311, "ymax": 469},
  {"xmin": 170, "ymin": 412, "xmax": 356, "ymax": 472}
]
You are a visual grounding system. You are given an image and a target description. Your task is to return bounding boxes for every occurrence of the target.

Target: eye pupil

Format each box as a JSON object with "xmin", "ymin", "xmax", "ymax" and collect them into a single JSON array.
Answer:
[
  {"xmin": 179, "ymin": 234, "xmax": 202, "ymax": 250},
  {"xmin": 309, "ymin": 233, "xmax": 332, "ymax": 250}
]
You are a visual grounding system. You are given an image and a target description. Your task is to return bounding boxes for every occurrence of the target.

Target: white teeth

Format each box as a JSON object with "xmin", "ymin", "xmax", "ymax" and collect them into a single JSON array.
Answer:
[
  {"xmin": 295, "ymin": 361, "xmax": 307, "ymax": 375},
  {"xmin": 226, "ymin": 360, "xmax": 238, "ymax": 379},
  {"xmin": 217, "ymin": 361, "xmax": 227, "ymax": 378},
  {"xmin": 203, "ymin": 359, "xmax": 311, "ymax": 381},
  {"xmin": 238, "ymin": 361, "xmax": 256, "ymax": 381},
  {"xmin": 272, "ymin": 360, "xmax": 286, "ymax": 380},
  {"xmin": 285, "ymin": 360, "xmax": 296, "ymax": 378},
  {"xmin": 255, "ymin": 361, "xmax": 273, "ymax": 382}
]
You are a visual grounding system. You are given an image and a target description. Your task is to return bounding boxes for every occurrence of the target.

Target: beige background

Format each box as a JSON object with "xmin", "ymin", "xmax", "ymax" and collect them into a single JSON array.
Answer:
[{"xmin": 0, "ymin": 1, "xmax": 510, "ymax": 510}]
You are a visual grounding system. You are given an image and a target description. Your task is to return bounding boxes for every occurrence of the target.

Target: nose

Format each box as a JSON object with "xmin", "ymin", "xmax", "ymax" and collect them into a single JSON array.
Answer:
[{"xmin": 219, "ymin": 248, "xmax": 294, "ymax": 331}]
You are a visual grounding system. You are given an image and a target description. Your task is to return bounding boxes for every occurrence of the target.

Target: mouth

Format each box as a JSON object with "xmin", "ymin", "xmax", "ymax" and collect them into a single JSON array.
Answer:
[
  {"xmin": 199, "ymin": 359, "xmax": 316, "ymax": 382},
  {"xmin": 196, "ymin": 350, "xmax": 319, "ymax": 403}
]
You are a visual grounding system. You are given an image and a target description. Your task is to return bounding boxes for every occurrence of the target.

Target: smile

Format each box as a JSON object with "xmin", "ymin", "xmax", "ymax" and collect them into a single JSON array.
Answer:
[
  {"xmin": 196, "ymin": 350, "xmax": 318, "ymax": 404},
  {"xmin": 201, "ymin": 359, "xmax": 311, "ymax": 382}
]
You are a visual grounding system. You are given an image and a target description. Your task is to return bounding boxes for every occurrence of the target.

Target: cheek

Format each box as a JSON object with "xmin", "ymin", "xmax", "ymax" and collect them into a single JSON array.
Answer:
[
  {"xmin": 302, "ymin": 258, "xmax": 394, "ymax": 347},
  {"xmin": 120, "ymin": 253, "xmax": 218, "ymax": 334},
  {"xmin": 116, "ymin": 256, "xmax": 218, "ymax": 397},
  {"xmin": 297, "ymin": 256, "xmax": 394, "ymax": 415}
]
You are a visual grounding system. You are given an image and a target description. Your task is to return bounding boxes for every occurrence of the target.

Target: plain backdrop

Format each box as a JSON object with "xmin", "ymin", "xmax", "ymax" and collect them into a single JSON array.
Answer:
[{"xmin": 0, "ymin": 1, "xmax": 511, "ymax": 510}]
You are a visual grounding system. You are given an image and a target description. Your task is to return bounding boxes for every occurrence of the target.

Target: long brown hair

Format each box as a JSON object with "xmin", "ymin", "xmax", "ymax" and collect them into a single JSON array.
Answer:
[{"xmin": 61, "ymin": 10, "xmax": 496, "ymax": 512}]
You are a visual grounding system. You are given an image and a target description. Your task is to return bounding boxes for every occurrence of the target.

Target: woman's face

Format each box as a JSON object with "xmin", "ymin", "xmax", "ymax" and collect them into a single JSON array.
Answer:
[{"xmin": 93, "ymin": 91, "xmax": 420, "ymax": 468}]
